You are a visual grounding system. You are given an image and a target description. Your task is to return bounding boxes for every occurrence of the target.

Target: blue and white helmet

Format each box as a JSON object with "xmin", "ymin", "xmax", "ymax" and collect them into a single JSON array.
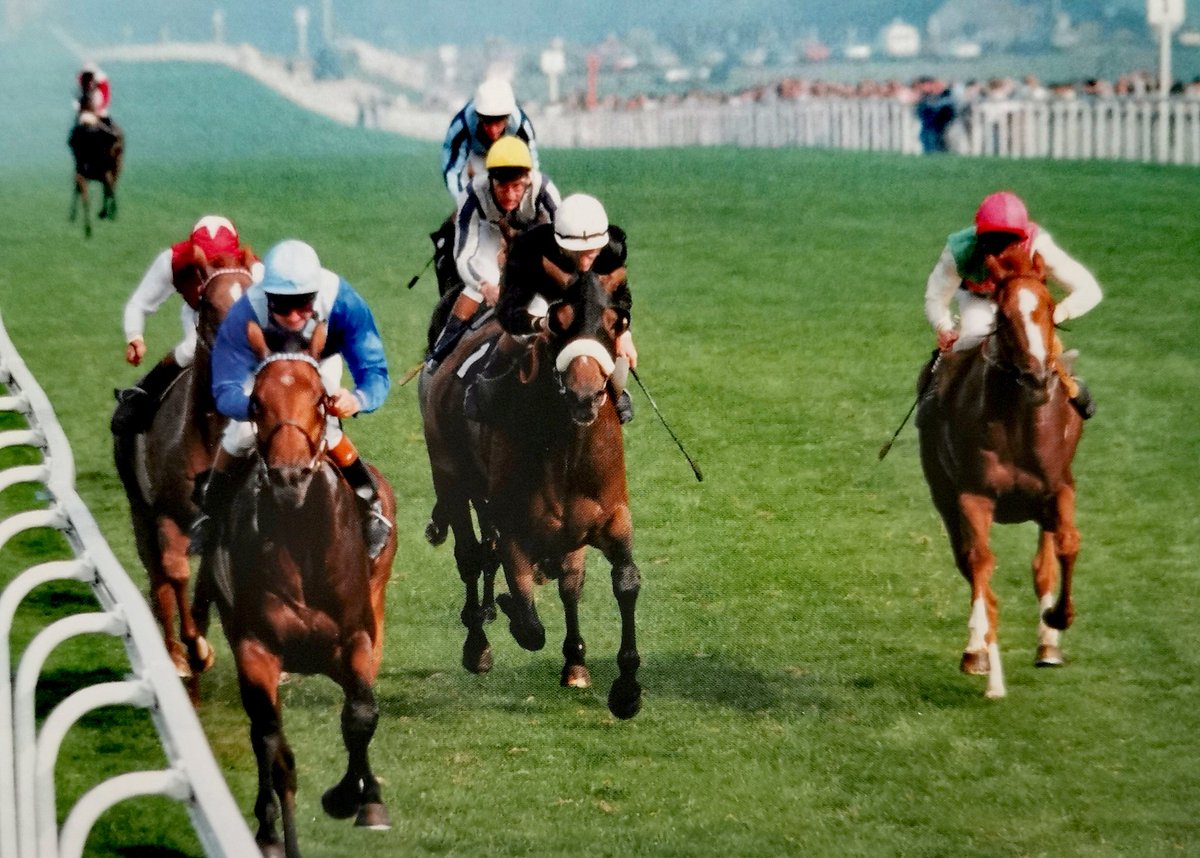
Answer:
[{"xmin": 259, "ymin": 239, "xmax": 337, "ymax": 296}]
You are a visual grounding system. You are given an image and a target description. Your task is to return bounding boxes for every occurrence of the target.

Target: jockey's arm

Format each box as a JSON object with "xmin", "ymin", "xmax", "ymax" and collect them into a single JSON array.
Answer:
[
  {"xmin": 210, "ymin": 305, "xmax": 259, "ymax": 421},
  {"xmin": 333, "ymin": 287, "xmax": 390, "ymax": 414},
  {"xmin": 456, "ymin": 211, "xmax": 503, "ymax": 306},
  {"xmin": 122, "ymin": 249, "xmax": 176, "ymax": 363},
  {"xmin": 1031, "ymin": 231, "xmax": 1103, "ymax": 325},
  {"xmin": 924, "ymin": 244, "xmax": 962, "ymax": 337}
]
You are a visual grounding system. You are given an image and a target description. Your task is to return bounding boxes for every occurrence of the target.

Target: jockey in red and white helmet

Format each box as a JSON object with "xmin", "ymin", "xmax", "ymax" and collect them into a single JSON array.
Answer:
[
  {"xmin": 923, "ymin": 190, "xmax": 1102, "ymax": 417},
  {"xmin": 112, "ymin": 215, "xmax": 260, "ymax": 434},
  {"xmin": 77, "ymin": 62, "xmax": 112, "ymax": 119}
]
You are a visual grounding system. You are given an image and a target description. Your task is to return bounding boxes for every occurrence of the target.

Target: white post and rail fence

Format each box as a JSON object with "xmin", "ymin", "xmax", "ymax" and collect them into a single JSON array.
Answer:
[{"xmin": 0, "ymin": 310, "xmax": 256, "ymax": 858}]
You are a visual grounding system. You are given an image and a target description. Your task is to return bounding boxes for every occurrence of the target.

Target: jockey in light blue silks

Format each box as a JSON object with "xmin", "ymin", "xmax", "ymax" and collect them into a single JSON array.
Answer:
[
  {"xmin": 193, "ymin": 239, "xmax": 393, "ymax": 557},
  {"xmin": 441, "ymin": 77, "xmax": 539, "ymax": 208}
]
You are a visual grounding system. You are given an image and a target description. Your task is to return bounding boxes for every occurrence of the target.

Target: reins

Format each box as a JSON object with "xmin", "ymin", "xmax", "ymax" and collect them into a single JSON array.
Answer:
[{"xmin": 252, "ymin": 353, "xmax": 329, "ymax": 475}]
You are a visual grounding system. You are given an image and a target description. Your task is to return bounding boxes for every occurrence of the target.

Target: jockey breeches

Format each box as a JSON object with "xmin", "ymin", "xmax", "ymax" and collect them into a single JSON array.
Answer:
[
  {"xmin": 951, "ymin": 288, "xmax": 997, "ymax": 352},
  {"xmin": 172, "ymin": 306, "xmax": 199, "ymax": 367}
]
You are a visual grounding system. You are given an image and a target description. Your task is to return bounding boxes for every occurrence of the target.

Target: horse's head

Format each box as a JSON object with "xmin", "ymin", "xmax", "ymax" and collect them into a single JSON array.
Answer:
[
  {"xmin": 247, "ymin": 321, "xmax": 332, "ymax": 507},
  {"xmin": 176, "ymin": 246, "xmax": 257, "ymax": 350},
  {"xmin": 986, "ymin": 245, "xmax": 1057, "ymax": 396},
  {"xmin": 545, "ymin": 271, "xmax": 628, "ymax": 426}
]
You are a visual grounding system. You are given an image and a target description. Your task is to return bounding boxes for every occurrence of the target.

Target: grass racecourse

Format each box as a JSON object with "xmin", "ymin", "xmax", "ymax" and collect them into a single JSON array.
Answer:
[{"xmin": 2, "ymin": 31, "xmax": 1199, "ymax": 858}]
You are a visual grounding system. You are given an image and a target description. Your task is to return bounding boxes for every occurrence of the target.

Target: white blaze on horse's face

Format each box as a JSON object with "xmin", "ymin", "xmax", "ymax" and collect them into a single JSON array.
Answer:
[{"xmin": 1017, "ymin": 287, "xmax": 1047, "ymax": 369}]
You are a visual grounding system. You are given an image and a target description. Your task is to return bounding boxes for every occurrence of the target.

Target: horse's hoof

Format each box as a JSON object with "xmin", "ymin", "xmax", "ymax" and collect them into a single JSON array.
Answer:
[
  {"xmin": 355, "ymin": 802, "xmax": 391, "ymax": 830},
  {"xmin": 170, "ymin": 649, "xmax": 193, "ymax": 680},
  {"xmin": 258, "ymin": 842, "xmax": 286, "ymax": 858},
  {"xmin": 561, "ymin": 665, "xmax": 591, "ymax": 689},
  {"xmin": 463, "ymin": 640, "xmax": 493, "ymax": 674},
  {"xmin": 424, "ymin": 519, "xmax": 447, "ymax": 546},
  {"xmin": 607, "ymin": 677, "xmax": 642, "ymax": 720},
  {"xmin": 1041, "ymin": 606, "xmax": 1074, "ymax": 631},
  {"xmin": 190, "ymin": 636, "xmax": 216, "ymax": 674},
  {"xmin": 496, "ymin": 593, "xmax": 546, "ymax": 651},
  {"xmin": 960, "ymin": 650, "xmax": 990, "ymax": 675},
  {"xmin": 321, "ymin": 784, "xmax": 359, "ymax": 820},
  {"xmin": 1035, "ymin": 645, "xmax": 1065, "ymax": 667}
]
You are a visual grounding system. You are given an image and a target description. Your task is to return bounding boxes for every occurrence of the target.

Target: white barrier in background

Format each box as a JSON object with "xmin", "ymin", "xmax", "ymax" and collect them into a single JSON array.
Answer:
[{"xmin": 0, "ymin": 311, "xmax": 256, "ymax": 858}]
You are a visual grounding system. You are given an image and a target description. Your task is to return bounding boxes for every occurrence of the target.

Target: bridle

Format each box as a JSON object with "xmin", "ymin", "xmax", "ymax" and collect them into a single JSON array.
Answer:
[
  {"xmin": 252, "ymin": 353, "xmax": 329, "ymax": 475},
  {"xmin": 985, "ymin": 276, "xmax": 1057, "ymax": 393}
]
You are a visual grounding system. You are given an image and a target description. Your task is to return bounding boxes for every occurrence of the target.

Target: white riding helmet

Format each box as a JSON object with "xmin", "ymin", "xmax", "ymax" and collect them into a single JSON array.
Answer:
[
  {"xmin": 554, "ymin": 194, "xmax": 609, "ymax": 252},
  {"xmin": 259, "ymin": 239, "xmax": 337, "ymax": 296},
  {"xmin": 474, "ymin": 78, "xmax": 516, "ymax": 118}
]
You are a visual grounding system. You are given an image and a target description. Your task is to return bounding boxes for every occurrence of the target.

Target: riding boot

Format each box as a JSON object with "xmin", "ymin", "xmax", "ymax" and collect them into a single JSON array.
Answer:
[
  {"xmin": 463, "ymin": 339, "xmax": 522, "ymax": 422},
  {"xmin": 111, "ymin": 354, "xmax": 184, "ymax": 435},
  {"xmin": 614, "ymin": 389, "xmax": 634, "ymax": 425},
  {"xmin": 337, "ymin": 455, "xmax": 392, "ymax": 559},
  {"xmin": 188, "ymin": 462, "xmax": 238, "ymax": 555},
  {"xmin": 426, "ymin": 292, "xmax": 481, "ymax": 369},
  {"xmin": 1070, "ymin": 379, "xmax": 1097, "ymax": 420}
]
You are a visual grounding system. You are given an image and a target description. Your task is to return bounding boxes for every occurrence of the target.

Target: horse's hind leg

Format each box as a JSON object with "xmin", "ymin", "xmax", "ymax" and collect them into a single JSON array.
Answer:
[
  {"xmin": 496, "ymin": 541, "xmax": 547, "ymax": 652},
  {"xmin": 1032, "ymin": 529, "xmax": 1064, "ymax": 666},
  {"xmin": 556, "ymin": 548, "xmax": 590, "ymax": 689},
  {"xmin": 955, "ymin": 494, "xmax": 1006, "ymax": 699},
  {"xmin": 1043, "ymin": 485, "xmax": 1079, "ymax": 633},
  {"xmin": 447, "ymin": 500, "xmax": 494, "ymax": 673},
  {"xmin": 236, "ymin": 642, "xmax": 294, "ymax": 857}
]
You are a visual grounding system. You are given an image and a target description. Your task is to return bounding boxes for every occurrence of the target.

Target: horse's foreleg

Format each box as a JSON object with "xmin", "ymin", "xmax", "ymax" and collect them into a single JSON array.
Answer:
[
  {"xmin": 496, "ymin": 541, "xmax": 546, "ymax": 651},
  {"xmin": 956, "ymin": 494, "xmax": 1005, "ymax": 699},
  {"xmin": 75, "ymin": 178, "xmax": 92, "ymax": 238},
  {"xmin": 324, "ymin": 634, "xmax": 390, "ymax": 830},
  {"xmin": 1032, "ymin": 529, "xmax": 1064, "ymax": 666},
  {"xmin": 236, "ymin": 642, "xmax": 290, "ymax": 855},
  {"xmin": 159, "ymin": 519, "xmax": 215, "ymax": 679},
  {"xmin": 556, "ymin": 548, "xmax": 590, "ymax": 689},
  {"xmin": 602, "ymin": 507, "xmax": 642, "ymax": 719},
  {"xmin": 134, "ymin": 515, "xmax": 191, "ymax": 678},
  {"xmin": 447, "ymin": 500, "xmax": 492, "ymax": 673},
  {"xmin": 1044, "ymin": 485, "xmax": 1079, "ymax": 632}
]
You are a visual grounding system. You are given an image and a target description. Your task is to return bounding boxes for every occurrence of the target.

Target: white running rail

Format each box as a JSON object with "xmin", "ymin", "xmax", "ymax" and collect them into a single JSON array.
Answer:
[{"xmin": 0, "ymin": 310, "xmax": 256, "ymax": 858}]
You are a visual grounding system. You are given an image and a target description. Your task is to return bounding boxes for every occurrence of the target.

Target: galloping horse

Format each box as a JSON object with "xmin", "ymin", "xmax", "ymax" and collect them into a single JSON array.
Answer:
[
  {"xmin": 67, "ymin": 115, "xmax": 123, "ymax": 238},
  {"xmin": 420, "ymin": 271, "xmax": 643, "ymax": 719},
  {"xmin": 202, "ymin": 323, "xmax": 396, "ymax": 856},
  {"xmin": 113, "ymin": 249, "xmax": 254, "ymax": 687},
  {"xmin": 917, "ymin": 245, "xmax": 1083, "ymax": 699}
]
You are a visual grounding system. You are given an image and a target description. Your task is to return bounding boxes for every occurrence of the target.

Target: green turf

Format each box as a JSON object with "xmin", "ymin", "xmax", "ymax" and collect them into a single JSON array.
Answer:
[{"xmin": 2, "ymin": 28, "xmax": 1199, "ymax": 858}]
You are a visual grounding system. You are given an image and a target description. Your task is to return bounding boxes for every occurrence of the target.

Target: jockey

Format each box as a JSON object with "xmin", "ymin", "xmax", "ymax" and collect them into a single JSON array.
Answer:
[
  {"xmin": 112, "ymin": 215, "xmax": 258, "ymax": 435},
  {"xmin": 426, "ymin": 136, "xmax": 561, "ymax": 368},
  {"xmin": 77, "ymin": 62, "xmax": 111, "ymax": 121},
  {"xmin": 464, "ymin": 193, "xmax": 638, "ymax": 424},
  {"xmin": 441, "ymin": 78, "xmax": 539, "ymax": 207},
  {"xmin": 923, "ymin": 190, "xmax": 1101, "ymax": 418},
  {"xmin": 192, "ymin": 239, "xmax": 392, "ymax": 557}
]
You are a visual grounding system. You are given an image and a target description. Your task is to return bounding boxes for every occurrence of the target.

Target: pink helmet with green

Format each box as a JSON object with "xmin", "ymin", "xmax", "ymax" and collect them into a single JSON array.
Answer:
[{"xmin": 974, "ymin": 191, "xmax": 1030, "ymax": 240}]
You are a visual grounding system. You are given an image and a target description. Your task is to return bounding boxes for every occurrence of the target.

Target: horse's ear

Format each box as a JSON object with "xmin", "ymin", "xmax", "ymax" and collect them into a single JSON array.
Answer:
[
  {"xmin": 189, "ymin": 243, "xmax": 209, "ymax": 270},
  {"xmin": 309, "ymin": 321, "xmax": 328, "ymax": 359},
  {"xmin": 238, "ymin": 246, "xmax": 258, "ymax": 268},
  {"xmin": 604, "ymin": 307, "xmax": 629, "ymax": 338},
  {"xmin": 246, "ymin": 320, "xmax": 269, "ymax": 360},
  {"xmin": 1031, "ymin": 251, "xmax": 1046, "ymax": 279},
  {"xmin": 984, "ymin": 253, "xmax": 1006, "ymax": 282}
]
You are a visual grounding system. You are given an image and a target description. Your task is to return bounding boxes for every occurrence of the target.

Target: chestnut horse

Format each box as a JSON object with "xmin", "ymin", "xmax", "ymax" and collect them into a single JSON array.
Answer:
[
  {"xmin": 420, "ymin": 271, "xmax": 643, "ymax": 719},
  {"xmin": 67, "ymin": 115, "xmax": 123, "ymax": 238},
  {"xmin": 916, "ymin": 246, "xmax": 1083, "ymax": 699},
  {"xmin": 113, "ymin": 249, "xmax": 254, "ymax": 686},
  {"xmin": 201, "ymin": 324, "xmax": 396, "ymax": 856}
]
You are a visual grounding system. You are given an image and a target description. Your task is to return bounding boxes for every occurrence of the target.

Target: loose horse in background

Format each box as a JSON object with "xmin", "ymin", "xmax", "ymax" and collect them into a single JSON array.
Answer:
[
  {"xmin": 67, "ymin": 114, "xmax": 123, "ymax": 238},
  {"xmin": 202, "ymin": 324, "xmax": 397, "ymax": 856},
  {"xmin": 917, "ymin": 245, "xmax": 1083, "ymax": 699},
  {"xmin": 113, "ymin": 249, "xmax": 254, "ymax": 688},
  {"xmin": 420, "ymin": 271, "xmax": 643, "ymax": 719}
]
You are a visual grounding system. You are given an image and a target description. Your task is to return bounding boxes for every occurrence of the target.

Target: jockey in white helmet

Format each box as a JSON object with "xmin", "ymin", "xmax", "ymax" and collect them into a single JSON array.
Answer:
[{"xmin": 441, "ymin": 77, "xmax": 539, "ymax": 207}]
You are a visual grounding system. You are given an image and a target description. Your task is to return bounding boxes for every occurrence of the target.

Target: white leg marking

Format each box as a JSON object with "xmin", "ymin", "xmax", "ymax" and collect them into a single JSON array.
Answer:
[
  {"xmin": 1037, "ymin": 592, "xmax": 1060, "ymax": 649},
  {"xmin": 985, "ymin": 641, "xmax": 1006, "ymax": 698},
  {"xmin": 967, "ymin": 597, "xmax": 989, "ymax": 652}
]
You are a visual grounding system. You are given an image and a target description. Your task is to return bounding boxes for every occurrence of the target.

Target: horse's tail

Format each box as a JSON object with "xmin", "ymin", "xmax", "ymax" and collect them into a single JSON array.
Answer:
[{"xmin": 112, "ymin": 429, "xmax": 150, "ymax": 513}]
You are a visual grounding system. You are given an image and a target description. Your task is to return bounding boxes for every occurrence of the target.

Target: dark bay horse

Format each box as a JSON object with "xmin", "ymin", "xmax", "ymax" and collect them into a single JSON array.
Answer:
[
  {"xmin": 917, "ymin": 246, "xmax": 1083, "ymax": 699},
  {"xmin": 113, "ymin": 249, "xmax": 254, "ymax": 684},
  {"xmin": 68, "ymin": 115, "xmax": 123, "ymax": 238},
  {"xmin": 419, "ymin": 271, "xmax": 643, "ymax": 719},
  {"xmin": 203, "ymin": 323, "xmax": 397, "ymax": 856}
]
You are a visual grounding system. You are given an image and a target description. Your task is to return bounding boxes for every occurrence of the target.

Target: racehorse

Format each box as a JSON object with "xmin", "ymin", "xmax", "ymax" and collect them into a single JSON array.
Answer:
[
  {"xmin": 201, "ymin": 323, "xmax": 397, "ymax": 856},
  {"xmin": 67, "ymin": 114, "xmax": 123, "ymax": 238},
  {"xmin": 113, "ymin": 249, "xmax": 254, "ymax": 689},
  {"xmin": 419, "ymin": 271, "xmax": 643, "ymax": 719},
  {"xmin": 916, "ymin": 245, "xmax": 1083, "ymax": 699}
]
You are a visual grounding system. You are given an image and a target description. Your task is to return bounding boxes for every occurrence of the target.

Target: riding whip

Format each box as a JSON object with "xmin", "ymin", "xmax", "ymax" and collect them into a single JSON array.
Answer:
[
  {"xmin": 878, "ymin": 351, "xmax": 940, "ymax": 461},
  {"xmin": 630, "ymin": 368, "xmax": 703, "ymax": 482},
  {"xmin": 406, "ymin": 254, "xmax": 435, "ymax": 289}
]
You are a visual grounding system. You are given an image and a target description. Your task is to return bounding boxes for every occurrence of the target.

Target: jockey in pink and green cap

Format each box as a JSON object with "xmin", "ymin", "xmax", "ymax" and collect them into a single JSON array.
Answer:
[{"xmin": 922, "ymin": 190, "xmax": 1102, "ymax": 418}]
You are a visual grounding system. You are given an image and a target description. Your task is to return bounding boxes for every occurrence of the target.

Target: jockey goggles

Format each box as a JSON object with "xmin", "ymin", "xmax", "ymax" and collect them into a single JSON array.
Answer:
[{"xmin": 267, "ymin": 292, "xmax": 317, "ymax": 315}]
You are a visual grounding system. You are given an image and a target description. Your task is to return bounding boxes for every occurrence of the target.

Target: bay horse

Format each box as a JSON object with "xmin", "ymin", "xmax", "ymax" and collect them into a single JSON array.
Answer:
[
  {"xmin": 916, "ymin": 245, "xmax": 1083, "ymax": 699},
  {"xmin": 202, "ymin": 323, "xmax": 397, "ymax": 856},
  {"xmin": 419, "ymin": 271, "xmax": 643, "ymax": 719},
  {"xmin": 113, "ymin": 248, "xmax": 254, "ymax": 688},
  {"xmin": 67, "ymin": 114, "xmax": 123, "ymax": 238}
]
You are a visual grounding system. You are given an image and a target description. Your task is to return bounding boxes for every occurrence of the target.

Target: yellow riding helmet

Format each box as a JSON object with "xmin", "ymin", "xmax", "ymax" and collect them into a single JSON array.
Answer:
[{"xmin": 485, "ymin": 136, "xmax": 532, "ymax": 172}]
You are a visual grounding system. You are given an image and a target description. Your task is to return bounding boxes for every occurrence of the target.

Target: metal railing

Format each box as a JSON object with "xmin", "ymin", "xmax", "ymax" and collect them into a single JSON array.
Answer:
[{"xmin": 0, "ymin": 310, "xmax": 256, "ymax": 858}]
